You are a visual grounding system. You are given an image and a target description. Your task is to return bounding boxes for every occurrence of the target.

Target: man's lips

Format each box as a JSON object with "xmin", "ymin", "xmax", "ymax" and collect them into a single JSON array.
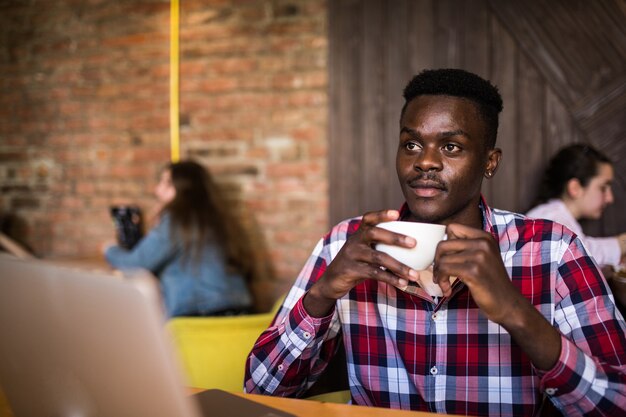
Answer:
[{"xmin": 407, "ymin": 179, "xmax": 446, "ymax": 198}]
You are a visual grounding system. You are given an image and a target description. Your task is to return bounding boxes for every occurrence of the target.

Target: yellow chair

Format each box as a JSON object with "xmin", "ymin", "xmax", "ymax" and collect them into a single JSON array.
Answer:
[
  {"xmin": 0, "ymin": 385, "xmax": 14, "ymax": 417},
  {"xmin": 167, "ymin": 297, "xmax": 352, "ymax": 404},
  {"xmin": 167, "ymin": 309, "xmax": 276, "ymax": 392}
]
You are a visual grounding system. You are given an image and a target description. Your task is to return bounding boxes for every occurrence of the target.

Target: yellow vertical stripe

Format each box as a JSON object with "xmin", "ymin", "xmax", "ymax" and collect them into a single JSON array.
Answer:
[{"xmin": 170, "ymin": 0, "xmax": 180, "ymax": 162}]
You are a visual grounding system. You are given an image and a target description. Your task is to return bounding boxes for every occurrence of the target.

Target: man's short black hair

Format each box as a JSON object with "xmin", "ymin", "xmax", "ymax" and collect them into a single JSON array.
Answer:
[{"xmin": 401, "ymin": 68, "xmax": 503, "ymax": 149}]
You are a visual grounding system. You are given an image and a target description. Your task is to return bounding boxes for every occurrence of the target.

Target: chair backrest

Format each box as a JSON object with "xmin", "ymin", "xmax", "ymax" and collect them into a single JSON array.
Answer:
[
  {"xmin": 0, "ymin": 384, "xmax": 14, "ymax": 417},
  {"xmin": 0, "ymin": 233, "xmax": 34, "ymax": 259},
  {"xmin": 167, "ymin": 311, "xmax": 275, "ymax": 392},
  {"xmin": 167, "ymin": 295, "xmax": 353, "ymax": 404}
]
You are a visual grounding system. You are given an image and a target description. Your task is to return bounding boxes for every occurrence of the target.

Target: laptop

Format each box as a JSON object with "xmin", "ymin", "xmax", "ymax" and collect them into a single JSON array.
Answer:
[{"xmin": 0, "ymin": 255, "xmax": 294, "ymax": 417}]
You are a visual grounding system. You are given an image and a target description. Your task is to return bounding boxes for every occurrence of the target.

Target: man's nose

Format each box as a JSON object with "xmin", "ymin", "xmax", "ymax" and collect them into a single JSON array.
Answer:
[{"xmin": 413, "ymin": 147, "xmax": 442, "ymax": 171}]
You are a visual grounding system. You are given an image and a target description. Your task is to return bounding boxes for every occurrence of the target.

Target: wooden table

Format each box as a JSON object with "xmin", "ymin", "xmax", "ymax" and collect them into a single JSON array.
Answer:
[
  {"xmin": 189, "ymin": 388, "xmax": 464, "ymax": 417},
  {"xmin": 42, "ymin": 255, "xmax": 112, "ymax": 272},
  {"xmin": 0, "ymin": 388, "xmax": 464, "ymax": 417}
]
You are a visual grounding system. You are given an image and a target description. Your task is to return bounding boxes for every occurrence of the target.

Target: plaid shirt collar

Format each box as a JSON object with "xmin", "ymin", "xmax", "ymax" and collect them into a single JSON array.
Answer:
[{"xmin": 398, "ymin": 194, "xmax": 495, "ymax": 235}]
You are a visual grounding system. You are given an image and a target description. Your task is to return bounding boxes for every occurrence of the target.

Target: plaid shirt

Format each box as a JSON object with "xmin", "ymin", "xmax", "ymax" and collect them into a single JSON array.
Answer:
[{"xmin": 245, "ymin": 200, "xmax": 626, "ymax": 416}]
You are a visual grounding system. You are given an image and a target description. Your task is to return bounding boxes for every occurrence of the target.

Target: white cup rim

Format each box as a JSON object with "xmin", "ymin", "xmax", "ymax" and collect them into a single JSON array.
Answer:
[{"xmin": 376, "ymin": 220, "xmax": 446, "ymax": 234}]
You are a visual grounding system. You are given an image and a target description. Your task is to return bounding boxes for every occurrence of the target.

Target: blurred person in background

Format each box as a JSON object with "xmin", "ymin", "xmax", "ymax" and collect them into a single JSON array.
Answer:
[
  {"xmin": 104, "ymin": 160, "xmax": 255, "ymax": 318},
  {"xmin": 526, "ymin": 144, "xmax": 626, "ymax": 313},
  {"xmin": 527, "ymin": 143, "xmax": 626, "ymax": 268}
]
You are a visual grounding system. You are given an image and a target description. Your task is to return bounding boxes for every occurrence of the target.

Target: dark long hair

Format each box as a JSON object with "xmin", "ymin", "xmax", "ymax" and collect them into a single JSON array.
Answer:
[
  {"xmin": 163, "ymin": 160, "xmax": 256, "ymax": 283},
  {"xmin": 532, "ymin": 144, "xmax": 612, "ymax": 207}
]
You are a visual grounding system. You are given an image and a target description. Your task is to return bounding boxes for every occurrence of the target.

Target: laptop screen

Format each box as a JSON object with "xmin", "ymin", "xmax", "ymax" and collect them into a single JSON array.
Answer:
[{"xmin": 0, "ymin": 255, "xmax": 201, "ymax": 417}]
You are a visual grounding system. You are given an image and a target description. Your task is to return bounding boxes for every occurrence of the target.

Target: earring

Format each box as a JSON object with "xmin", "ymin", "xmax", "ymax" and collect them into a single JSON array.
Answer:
[{"xmin": 485, "ymin": 171, "xmax": 493, "ymax": 178}]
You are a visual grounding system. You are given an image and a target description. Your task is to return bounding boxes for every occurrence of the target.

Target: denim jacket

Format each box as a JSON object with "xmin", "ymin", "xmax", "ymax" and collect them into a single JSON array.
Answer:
[{"xmin": 105, "ymin": 214, "xmax": 252, "ymax": 317}]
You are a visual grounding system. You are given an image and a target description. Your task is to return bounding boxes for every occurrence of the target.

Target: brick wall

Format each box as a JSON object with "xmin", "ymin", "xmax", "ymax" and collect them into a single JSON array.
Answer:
[{"xmin": 0, "ymin": 0, "xmax": 328, "ymax": 309}]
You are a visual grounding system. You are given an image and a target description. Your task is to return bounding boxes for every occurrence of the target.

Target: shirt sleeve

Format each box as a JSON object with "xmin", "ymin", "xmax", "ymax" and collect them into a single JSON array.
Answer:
[
  {"xmin": 578, "ymin": 235, "xmax": 622, "ymax": 267},
  {"xmin": 541, "ymin": 235, "xmax": 626, "ymax": 415},
  {"xmin": 527, "ymin": 200, "xmax": 622, "ymax": 267},
  {"xmin": 105, "ymin": 215, "xmax": 178, "ymax": 274},
  {"xmin": 244, "ymin": 236, "xmax": 343, "ymax": 397}
]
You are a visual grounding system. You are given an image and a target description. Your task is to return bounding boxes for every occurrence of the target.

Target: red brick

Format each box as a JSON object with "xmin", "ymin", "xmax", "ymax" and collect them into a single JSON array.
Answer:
[
  {"xmin": 193, "ymin": 77, "xmax": 239, "ymax": 94},
  {"xmin": 287, "ymin": 91, "xmax": 327, "ymax": 107},
  {"xmin": 290, "ymin": 126, "xmax": 324, "ymax": 142},
  {"xmin": 0, "ymin": 0, "xmax": 329, "ymax": 280},
  {"xmin": 102, "ymin": 32, "xmax": 168, "ymax": 47}
]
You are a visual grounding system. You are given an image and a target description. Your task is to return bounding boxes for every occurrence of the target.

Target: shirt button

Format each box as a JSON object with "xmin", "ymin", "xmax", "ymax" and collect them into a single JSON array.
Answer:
[
  {"xmin": 302, "ymin": 331, "xmax": 311, "ymax": 339},
  {"xmin": 430, "ymin": 366, "xmax": 438, "ymax": 375},
  {"xmin": 277, "ymin": 364, "xmax": 284, "ymax": 371},
  {"xmin": 545, "ymin": 387, "xmax": 557, "ymax": 396},
  {"xmin": 432, "ymin": 313, "xmax": 438, "ymax": 320}
]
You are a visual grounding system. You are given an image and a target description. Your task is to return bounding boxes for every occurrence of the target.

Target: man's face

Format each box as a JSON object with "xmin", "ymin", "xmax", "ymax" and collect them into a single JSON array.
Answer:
[{"xmin": 397, "ymin": 95, "xmax": 500, "ymax": 225}]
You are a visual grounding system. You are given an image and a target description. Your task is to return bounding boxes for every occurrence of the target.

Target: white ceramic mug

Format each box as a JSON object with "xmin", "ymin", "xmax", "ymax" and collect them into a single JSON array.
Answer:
[{"xmin": 375, "ymin": 220, "xmax": 454, "ymax": 297}]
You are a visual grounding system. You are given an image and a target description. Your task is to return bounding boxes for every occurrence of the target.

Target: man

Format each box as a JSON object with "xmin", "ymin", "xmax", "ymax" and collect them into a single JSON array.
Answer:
[{"xmin": 244, "ymin": 69, "xmax": 626, "ymax": 416}]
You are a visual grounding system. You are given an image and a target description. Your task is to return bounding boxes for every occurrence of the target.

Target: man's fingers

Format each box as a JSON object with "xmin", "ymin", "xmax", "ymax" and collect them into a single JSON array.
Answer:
[
  {"xmin": 341, "ymin": 239, "xmax": 418, "ymax": 282},
  {"xmin": 368, "ymin": 226, "xmax": 417, "ymax": 249},
  {"xmin": 369, "ymin": 250, "xmax": 419, "ymax": 282},
  {"xmin": 433, "ymin": 252, "xmax": 480, "ymax": 285},
  {"xmin": 445, "ymin": 222, "xmax": 488, "ymax": 240},
  {"xmin": 350, "ymin": 262, "xmax": 410, "ymax": 288},
  {"xmin": 434, "ymin": 233, "xmax": 493, "ymax": 265},
  {"xmin": 436, "ymin": 273, "xmax": 454, "ymax": 294},
  {"xmin": 361, "ymin": 209, "xmax": 401, "ymax": 226},
  {"xmin": 357, "ymin": 209, "xmax": 416, "ymax": 249}
]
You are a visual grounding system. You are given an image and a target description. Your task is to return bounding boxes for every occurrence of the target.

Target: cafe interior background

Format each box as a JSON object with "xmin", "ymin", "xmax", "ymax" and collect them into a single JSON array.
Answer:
[{"xmin": 0, "ymin": 0, "xmax": 624, "ymax": 312}]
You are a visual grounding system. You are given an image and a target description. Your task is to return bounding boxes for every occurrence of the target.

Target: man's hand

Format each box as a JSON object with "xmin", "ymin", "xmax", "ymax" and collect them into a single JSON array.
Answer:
[
  {"xmin": 433, "ymin": 223, "xmax": 523, "ymax": 323},
  {"xmin": 304, "ymin": 210, "xmax": 419, "ymax": 317},
  {"xmin": 434, "ymin": 223, "xmax": 560, "ymax": 370}
]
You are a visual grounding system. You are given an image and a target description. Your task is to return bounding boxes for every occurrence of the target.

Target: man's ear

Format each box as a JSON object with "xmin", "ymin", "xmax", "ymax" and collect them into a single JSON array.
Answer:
[
  {"xmin": 484, "ymin": 148, "xmax": 502, "ymax": 178},
  {"xmin": 565, "ymin": 178, "xmax": 583, "ymax": 199}
]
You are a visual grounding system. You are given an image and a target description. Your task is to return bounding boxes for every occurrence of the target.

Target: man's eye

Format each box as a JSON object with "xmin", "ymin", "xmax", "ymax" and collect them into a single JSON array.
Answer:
[
  {"xmin": 404, "ymin": 142, "xmax": 421, "ymax": 152},
  {"xmin": 443, "ymin": 144, "xmax": 460, "ymax": 152}
]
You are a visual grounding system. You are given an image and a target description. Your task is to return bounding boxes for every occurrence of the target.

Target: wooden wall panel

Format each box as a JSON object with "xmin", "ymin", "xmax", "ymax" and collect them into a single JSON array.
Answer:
[
  {"xmin": 360, "ymin": 0, "xmax": 387, "ymax": 214},
  {"xmin": 488, "ymin": 0, "xmax": 626, "ymax": 234},
  {"xmin": 329, "ymin": 0, "xmax": 625, "ymax": 237},
  {"xmin": 381, "ymin": 0, "xmax": 410, "ymax": 213},
  {"xmin": 461, "ymin": 1, "xmax": 490, "ymax": 79},
  {"xmin": 328, "ymin": 0, "xmax": 362, "ymax": 221},
  {"xmin": 433, "ymin": 0, "xmax": 462, "ymax": 68},
  {"xmin": 490, "ymin": 17, "xmax": 518, "ymax": 212},
  {"xmin": 517, "ymin": 54, "xmax": 545, "ymax": 212},
  {"xmin": 406, "ymin": 1, "xmax": 435, "ymax": 72},
  {"xmin": 544, "ymin": 89, "xmax": 579, "ymax": 157}
]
